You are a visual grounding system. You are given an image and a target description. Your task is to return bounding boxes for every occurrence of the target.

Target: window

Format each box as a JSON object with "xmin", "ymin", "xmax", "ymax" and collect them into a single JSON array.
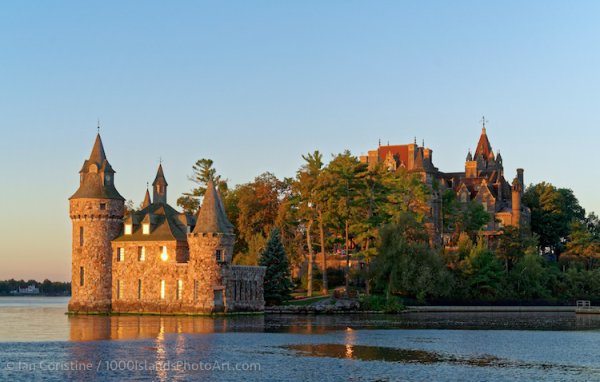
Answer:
[
  {"xmin": 138, "ymin": 280, "xmax": 142, "ymax": 300},
  {"xmin": 160, "ymin": 246, "xmax": 168, "ymax": 261},
  {"xmin": 142, "ymin": 223, "xmax": 150, "ymax": 235},
  {"xmin": 125, "ymin": 224, "xmax": 132, "ymax": 235},
  {"xmin": 138, "ymin": 246, "xmax": 145, "ymax": 261},
  {"xmin": 79, "ymin": 226, "xmax": 84, "ymax": 247},
  {"xmin": 177, "ymin": 280, "xmax": 183, "ymax": 300},
  {"xmin": 193, "ymin": 280, "xmax": 199, "ymax": 302},
  {"xmin": 215, "ymin": 249, "xmax": 222, "ymax": 262},
  {"xmin": 160, "ymin": 280, "xmax": 165, "ymax": 300},
  {"xmin": 117, "ymin": 280, "xmax": 122, "ymax": 299},
  {"xmin": 99, "ymin": 203, "xmax": 106, "ymax": 211},
  {"xmin": 117, "ymin": 248, "xmax": 124, "ymax": 262},
  {"xmin": 79, "ymin": 266, "xmax": 84, "ymax": 287}
]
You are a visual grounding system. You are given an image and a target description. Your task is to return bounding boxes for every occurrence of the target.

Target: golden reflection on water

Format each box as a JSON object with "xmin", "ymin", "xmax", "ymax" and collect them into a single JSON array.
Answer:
[
  {"xmin": 345, "ymin": 327, "xmax": 355, "ymax": 359},
  {"xmin": 67, "ymin": 315, "xmax": 234, "ymax": 341}
]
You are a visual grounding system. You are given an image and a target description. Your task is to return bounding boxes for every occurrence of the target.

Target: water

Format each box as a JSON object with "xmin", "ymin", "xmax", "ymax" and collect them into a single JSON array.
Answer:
[{"xmin": 2, "ymin": 297, "xmax": 600, "ymax": 381}]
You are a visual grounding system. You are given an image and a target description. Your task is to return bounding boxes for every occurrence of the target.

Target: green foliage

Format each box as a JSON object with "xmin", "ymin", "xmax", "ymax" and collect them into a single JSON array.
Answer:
[
  {"xmin": 359, "ymin": 294, "xmax": 405, "ymax": 313},
  {"xmin": 523, "ymin": 182, "xmax": 585, "ymax": 255},
  {"xmin": 177, "ymin": 158, "xmax": 226, "ymax": 214},
  {"xmin": 0, "ymin": 279, "xmax": 70, "ymax": 295},
  {"xmin": 371, "ymin": 213, "xmax": 452, "ymax": 303},
  {"xmin": 259, "ymin": 229, "xmax": 293, "ymax": 305},
  {"xmin": 461, "ymin": 241, "xmax": 505, "ymax": 301}
]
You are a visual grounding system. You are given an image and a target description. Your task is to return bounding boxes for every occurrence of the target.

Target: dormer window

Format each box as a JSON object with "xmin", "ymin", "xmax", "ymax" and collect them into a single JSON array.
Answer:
[
  {"xmin": 124, "ymin": 224, "xmax": 132, "ymax": 235},
  {"xmin": 142, "ymin": 223, "xmax": 150, "ymax": 235},
  {"xmin": 105, "ymin": 174, "xmax": 112, "ymax": 184}
]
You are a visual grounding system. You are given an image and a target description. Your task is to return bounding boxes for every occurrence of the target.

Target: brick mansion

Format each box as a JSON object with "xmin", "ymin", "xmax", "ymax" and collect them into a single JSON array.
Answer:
[
  {"xmin": 68, "ymin": 134, "xmax": 265, "ymax": 314},
  {"xmin": 359, "ymin": 122, "xmax": 530, "ymax": 246}
]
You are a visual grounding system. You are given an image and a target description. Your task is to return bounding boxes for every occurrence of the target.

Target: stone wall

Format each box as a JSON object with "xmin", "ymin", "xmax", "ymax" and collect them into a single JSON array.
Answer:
[
  {"xmin": 68, "ymin": 198, "xmax": 123, "ymax": 313},
  {"xmin": 226, "ymin": 265, "xmax": 266, "ymax": 312}
]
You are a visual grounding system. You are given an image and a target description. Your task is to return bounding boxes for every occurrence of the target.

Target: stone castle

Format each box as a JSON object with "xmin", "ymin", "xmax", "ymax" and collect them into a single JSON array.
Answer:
[
  {"xmin": 360, "ymin": 122, "xmax": 530, "ymax": 246},
  {"xmin": 68, "ymin": 134, "xmax": 265, "ymax": 314}
]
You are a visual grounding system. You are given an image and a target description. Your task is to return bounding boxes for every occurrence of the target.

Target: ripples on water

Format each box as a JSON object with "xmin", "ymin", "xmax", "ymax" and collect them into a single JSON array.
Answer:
[{"xmin": 2, "ymin": 297, "xmax": 600, "ymax": 381}]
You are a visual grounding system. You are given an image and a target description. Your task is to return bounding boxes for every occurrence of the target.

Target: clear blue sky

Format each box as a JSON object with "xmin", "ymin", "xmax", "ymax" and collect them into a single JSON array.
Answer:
[{"xmin": 1, "ymin": 1, "xmax": 599, "ymax": 281}]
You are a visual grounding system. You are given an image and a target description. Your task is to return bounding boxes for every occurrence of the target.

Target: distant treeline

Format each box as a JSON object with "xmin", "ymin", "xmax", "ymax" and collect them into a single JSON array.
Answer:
[{"xmin": 0, "ymin": 279, "xmax": 71, "ymax": 296}]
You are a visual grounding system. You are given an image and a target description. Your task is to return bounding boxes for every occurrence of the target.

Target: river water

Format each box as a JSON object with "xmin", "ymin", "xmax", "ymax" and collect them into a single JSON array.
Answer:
[{"xmin": 1, "ymin": 297, "xmax": 600, "ymax": 381}]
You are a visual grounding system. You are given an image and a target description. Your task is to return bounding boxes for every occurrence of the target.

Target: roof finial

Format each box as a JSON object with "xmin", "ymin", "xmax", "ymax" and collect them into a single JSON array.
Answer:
[
  {"xmin": 414, "ymin": 136, "xmax": 417, "ymax": 145},
  {"xmin": 378, "ymin": 138, "xmax": 381, "ymax": 147},
  {"xmin": 97, "ymin": 119, "xmax": 100, "ymax": 134},
  {"xmin": 146, "ymin": 181, "xmax": 149, "ymax": 190},
  {"xmin": 387, "ymin": 140, "xmax": 389, "ymax": 146},
  {"xmin": 480, "ymin": 115, "xmax": 488, "ymax": 131},
  {"xmin": 422, "ymin": 139, "xmax": 425, "ymax": 147},
  {"xmin": 159, "ymin": 156, "xmax": 162, "ymax": 165}
]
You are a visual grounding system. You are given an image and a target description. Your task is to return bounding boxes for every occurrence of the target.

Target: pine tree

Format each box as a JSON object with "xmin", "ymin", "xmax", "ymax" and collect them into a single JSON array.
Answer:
[{"xmin": 259, "ymin": 228, "xmax": 293, "ymax": 305}]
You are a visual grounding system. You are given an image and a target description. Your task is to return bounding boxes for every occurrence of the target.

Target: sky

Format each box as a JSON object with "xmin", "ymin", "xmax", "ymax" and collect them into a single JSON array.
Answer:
[{"xmin": 1, "ymin": 1, "xmax": 599, "ymax": 281}]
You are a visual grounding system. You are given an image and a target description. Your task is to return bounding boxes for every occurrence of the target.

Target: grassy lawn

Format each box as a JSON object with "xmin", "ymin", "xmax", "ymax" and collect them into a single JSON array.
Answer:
[{"xmin": 284, "ymin": 295, "xmax": 332, "ymax": 306}]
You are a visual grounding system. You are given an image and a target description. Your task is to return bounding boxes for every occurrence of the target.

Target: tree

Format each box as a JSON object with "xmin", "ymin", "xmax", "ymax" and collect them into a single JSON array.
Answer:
[
  {"xmin": 495, "ymin": 226, "xmax": 534, "ymax": 272},
  {"xmin": 259, "ymin": 228, "xmax": 293, "ymax": 305},
  {"xmin": 461, "ymin": 239, "xmax": 505, "ymax": 301},
  {"xmin": 371, "ymin": 213, "xmax": 451, "ymax": 302},
  {"xmin": 177, "ymin": 159, "xmax": 225, "ymax": 214},
  {"xmin": 523, "ymin": 182, "xmax": 585, "ymax": 256},
  {"xmin": 562, "ymin": 220, "xmax": 600, "ymax": 270}
]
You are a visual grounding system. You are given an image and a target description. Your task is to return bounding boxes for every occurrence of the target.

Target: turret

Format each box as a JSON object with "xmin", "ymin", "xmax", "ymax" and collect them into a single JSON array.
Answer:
[
  {"xmin": 152, "ymin": 164, "xmax": 168, "ymax": 204},
  {"xmin": 187, "ymin": 180, "xmax": 236, "ymax": 312},
  {"xmin": 512, "ymin": 176, "xmax": 522, "ymax": 228},
  {"xmin": 68, "ymin": 133, "xmax": 124, "ymax": 313}
]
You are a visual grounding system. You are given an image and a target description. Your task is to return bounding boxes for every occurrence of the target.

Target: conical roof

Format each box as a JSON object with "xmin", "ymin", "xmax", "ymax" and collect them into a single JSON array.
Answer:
[
  {"xmin": 193, "ymin": 180, "xmax": 234, "ymax": 234},
  {"xmin": 142, "ymin": 188, "xmax": 151, "ymax": 208},
  {"xmin": 152, "ymin": 164, "xmax": 168, "ymax": 186},
  {"xmin": 88, "ymin": 133, "xmax": 107, "ymax": 166},
  {"xmin": 474, "ymin": 127, "xmax": 493, "ymax": 159}
]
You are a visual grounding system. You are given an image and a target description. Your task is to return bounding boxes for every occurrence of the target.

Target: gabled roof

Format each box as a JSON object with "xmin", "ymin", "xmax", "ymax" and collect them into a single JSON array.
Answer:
[
  {"xmin": 193, "ymin": 180, "xmax": 234, "ymax": 234},
  {"xmin": 114, "ymin": 202, "xmax": 189, "ymax": 242}
]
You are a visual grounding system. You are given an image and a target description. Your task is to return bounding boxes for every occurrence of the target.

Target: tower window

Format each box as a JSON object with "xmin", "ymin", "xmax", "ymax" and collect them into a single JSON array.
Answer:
[
  {"xmin": 160, "ymin": 280, "xmax": 166, "ymax": 300},
  {"xmin": 160, "ymin": 246, "xmax": 168, "ymax": 261},
  {"xmin": 138, "ymin": 246, "xmax": 145, "ymax": 261},
  {"xmin": 142, "ymin": 223, "xmax": 150, "ymax": 235},
  {"xmin": 79, "ymin": 226, "xmax": 84, "ymax": 247},
  {"xmin": 177, "ymin": 280, "xmax": 183, "ymax": 300},
  {"xmin": 117, "ymin": 248, "xmax": 124, "ymax": 262},
  {"xmin": 125, "ymin": 224, "xmax": 132, "ymax": 235},
  {"xmin": 138, "ymin": 279, "xmax": 143, "ymax": 300},
  {"xmin": 79, "ymin": 266, "xmax": 84, "ymax": 287},
  {"xmin": 99, "ymin": 203, "xmax": 106, "ymax": 211},
  {"xmin": 215, "ymin": 249, "xmax": 222, "ymax": 262},
  {"xmin": 117, "ymin": 280, "xmax": 122, "ymax": 300}
]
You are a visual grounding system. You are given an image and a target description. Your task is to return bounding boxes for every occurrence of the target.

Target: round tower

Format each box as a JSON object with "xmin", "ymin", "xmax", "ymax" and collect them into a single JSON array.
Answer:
[
  {"xmin": 68, "ymin": 133, "xmax": 124, "ymax": 313},
  {"xmin": 511, "ymin": 176, "xmax": 522, "ymax": 228},
  {"xmin": 187, "ymin": 180, "xmax": 235, "ymax": 312}
]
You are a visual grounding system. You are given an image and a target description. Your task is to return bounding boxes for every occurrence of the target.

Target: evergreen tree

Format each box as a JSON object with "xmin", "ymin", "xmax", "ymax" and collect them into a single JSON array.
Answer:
[{"xmin": 259, "ymin": 228, "xmax": 293, "ymax": 305}]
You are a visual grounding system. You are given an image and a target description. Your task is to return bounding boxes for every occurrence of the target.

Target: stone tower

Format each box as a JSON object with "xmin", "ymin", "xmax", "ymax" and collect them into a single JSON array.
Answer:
[
  {"xmin": 187, "ymin": 180, "xmax": 235, "ymax": 312},
  {"xmin": 68, "ymin": 134, "xmax": 124, "ymax": 313},
  {"xmin": 512, "ymin": 176, "xmax": 522, "ymax": 228}
]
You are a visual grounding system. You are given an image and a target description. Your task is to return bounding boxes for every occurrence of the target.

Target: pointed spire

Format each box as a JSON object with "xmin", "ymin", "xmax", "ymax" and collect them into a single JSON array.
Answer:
[
  {"xmin": 474, "ymin": 124, "xmax": 493, "ymax": 160},
  {"xmin": 152, "ymin": 164, "xmax": 168, "ymax": 204},
  {"xmin": 152, "ymin": 163, "xmax": 168, "ymax": 186},
  {"xmin": 142, "ymin": 186, "xmax": 151, "ymax": 209},
  {"xmin": 88, "ymin": 133, "xmax": 107, "ymax": 166},
  {"xmin": 466, "ymin": 150, "xmax": 473, "ymax": 161},
  {"xmin": 193, "ymin": 180, "xmax": 234, "ymax": 234}
]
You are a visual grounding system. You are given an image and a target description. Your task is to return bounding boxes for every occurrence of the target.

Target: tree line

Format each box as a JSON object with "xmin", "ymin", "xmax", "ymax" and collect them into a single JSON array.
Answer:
[
  {"xmin": 175, "ymin": 153, "xmax": 600, "ymax": 305},
  {"xmin": 0, "ymin": 279, "xmax": 71, "ymax": 296}
]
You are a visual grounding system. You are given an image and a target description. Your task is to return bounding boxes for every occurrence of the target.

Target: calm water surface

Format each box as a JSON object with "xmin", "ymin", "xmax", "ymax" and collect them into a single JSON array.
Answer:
[{"xmin": 1, "ymin": 297, "xmax": 600, "ymax": 381}]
